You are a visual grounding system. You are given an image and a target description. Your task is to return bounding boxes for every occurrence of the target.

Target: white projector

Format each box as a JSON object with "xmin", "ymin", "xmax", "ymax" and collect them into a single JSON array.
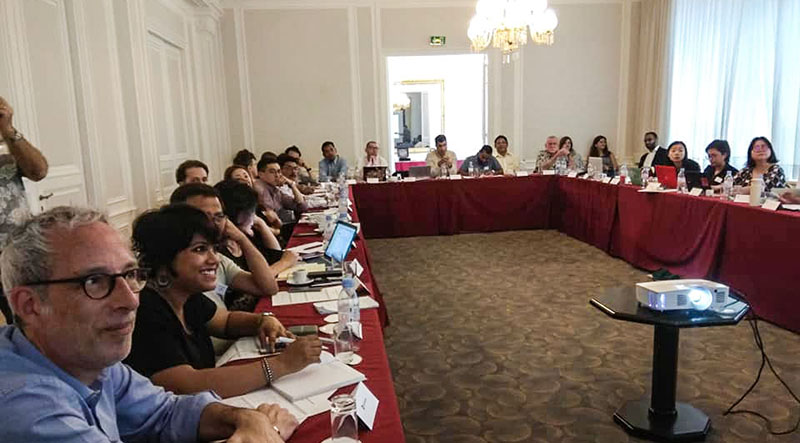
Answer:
[{"xmin": 636, "ymin": 279, "xmax": 730, "ymax": 311}]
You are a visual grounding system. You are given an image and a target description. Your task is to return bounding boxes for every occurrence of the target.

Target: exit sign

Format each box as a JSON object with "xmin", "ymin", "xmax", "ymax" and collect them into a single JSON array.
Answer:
[{"xmin": 430, "ymin": 36, "xmax": 446, "ymax": 46}]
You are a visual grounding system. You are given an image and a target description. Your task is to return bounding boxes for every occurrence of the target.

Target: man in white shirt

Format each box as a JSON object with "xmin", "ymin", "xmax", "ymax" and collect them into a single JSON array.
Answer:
[
  {"xmin": 638, "ymin": 131, "xmax": 669, "ymax": 170},
  {"xmin": 425, "ymin": 134, "xmax": 458, "ymax": 177},
  {"xmin": 493, "ymin": 135, "xmax": 519, "ymax": 175},
  {"xmin": 356, "ymin": 140, "xmax": 389, "ymax": 180}
]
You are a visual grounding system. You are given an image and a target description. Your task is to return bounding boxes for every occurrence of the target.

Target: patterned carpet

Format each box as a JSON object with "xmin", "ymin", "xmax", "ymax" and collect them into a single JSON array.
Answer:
[{"xmin": 367, "ymin": 230, "xmax": 800, "ymax": 443}]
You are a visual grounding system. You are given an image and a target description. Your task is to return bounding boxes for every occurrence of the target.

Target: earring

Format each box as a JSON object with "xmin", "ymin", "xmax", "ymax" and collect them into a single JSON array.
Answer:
[{"xmin": 155, "ymin": 272, "xmax": 171, "ymax": 288}]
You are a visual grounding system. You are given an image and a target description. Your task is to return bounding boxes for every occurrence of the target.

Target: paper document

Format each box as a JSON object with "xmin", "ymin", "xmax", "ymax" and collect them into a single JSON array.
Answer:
[
  {"xmin": 271, "ymin": 351, "xmax": 366, "ymax": 401},
  {"xmin": 221, "ymin": 386, "xmax": 337, "ymax": 426},
  {"xmin": 215, "ymin": 336, "xmax": 263, "ymax": 367},
  {"xmin": 314, "ymin": 296, "xmax": 379, "ymax": 314},
  {"xmin": 272, "ymin": 286, "xmax": 343, "ymax": 306}
]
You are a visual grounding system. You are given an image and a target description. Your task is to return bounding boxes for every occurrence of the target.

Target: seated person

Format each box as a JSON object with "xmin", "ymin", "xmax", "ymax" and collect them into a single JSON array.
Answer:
[
  {"xmin": 215, "ymin": 179, "xmax": 299, "ymax": 298},
  {"xmin": 638, "ymin": 131, "xmax": 670, "ymax": 170},
  {"xmin": 560, "ymin": 136, "xmax": 584, "ymax": 170},
  {"xmin": 318, "ymin": 141, "xmax": 348, "ymax": 182},
  {"xmin": 732, "ymin": 136, "xmax": 786, "ymax": 194},
  {"xmin": 493, "ymin": 135, "xmax": 520, "ymax": 175},
  {"xmin": 535, "ymin": 135, "xmax": 574, "ymax": 172},
  {"xmin": 0, "ymin": 206, "xmax": 297, "ymax": 441},
  {"xmin": 254, "ymin": 155, "xmax": 308, "ymax": 226},
  {"xmin": 285, "ymin": 145, "xmax": 317, "ymax": 185},
  {"xmin": 175, "ymin": 159, "xmax": 208, "ymax": 185},
  {"xmin": 425, "ymin": 134, "xmax": 458, "ymax": 176},
  {"xmin": 666, "ymin": 141, "xmax": 701, "ymax": 172},
  {"xmin": 356, "ymin": 141, "xmax": 389, "ymax": 177},
  {"xmin": 126, "ymin": 205, "xmax": 321, "ymax": 399},
  {"xmin": 278, "ymin": 153, "xmax": 314, "ymax": 194},
  {"xmin": 703, "ymin": 139, "xmax": 738, "ymax": 189},
  {"xmin": 459, "ymin": 145, "xmax": 503, "ymax": 175},
  {"xmin": 587, "ymin": 135, "xmax": 619, "ymax": 177},
  {"xmin": 224, "ymin": 164, "xmax": 253, "ymax": 187},
  {"xmin": 170, "ymin": 184, "xmax": 280, "ymax": 350},
  {"xmin": 233, "ymin": 149, "xmax": 258, "ymax": 182}
]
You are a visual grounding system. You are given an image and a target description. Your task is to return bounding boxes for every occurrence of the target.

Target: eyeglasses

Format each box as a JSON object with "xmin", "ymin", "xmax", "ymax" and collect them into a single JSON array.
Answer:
[{"xmin": 25, "ymin": 268, "xmax": 150, "ymax": 300}]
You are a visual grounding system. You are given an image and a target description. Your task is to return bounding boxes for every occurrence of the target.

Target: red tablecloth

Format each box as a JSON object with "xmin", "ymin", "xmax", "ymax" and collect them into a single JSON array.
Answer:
[
  {"xmin": 716, "ymin": 203, "xmax": 800, "ymax": 330},
  {"xmin": 351, "ymin": 177, "xmax": 800, "ymax": 334},
  {"xmin": 394, "ymin": 160, "xmax": 464, "ymax": 172},
  {"xmin": 254, "ymin": 195, "xmax": 404, "ymax": 442}
]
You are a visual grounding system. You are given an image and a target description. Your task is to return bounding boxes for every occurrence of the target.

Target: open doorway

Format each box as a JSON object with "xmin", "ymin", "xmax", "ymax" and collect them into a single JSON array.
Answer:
[{"xmin": 387, "ymin": 54, "xmax": 487, "ymax": 167}]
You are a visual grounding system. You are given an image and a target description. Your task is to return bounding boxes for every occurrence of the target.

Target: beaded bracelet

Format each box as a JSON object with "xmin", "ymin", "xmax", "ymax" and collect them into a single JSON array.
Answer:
[{"xmin": 260, "ymin": 357, "xmax": 274, "ymax": 386}]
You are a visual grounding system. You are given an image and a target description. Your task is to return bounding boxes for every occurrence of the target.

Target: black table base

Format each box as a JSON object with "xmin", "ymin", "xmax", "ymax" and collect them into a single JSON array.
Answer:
[{"xmin": 614, "ymin": 399, "xmax": 710, "ymax": 442}]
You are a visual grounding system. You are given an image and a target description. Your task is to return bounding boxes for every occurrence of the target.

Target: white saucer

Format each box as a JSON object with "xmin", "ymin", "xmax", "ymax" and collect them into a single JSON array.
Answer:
[
  {"xmin": 320, "ymin": 439, "xmax": 361, "ymax": 443},
  {"xmin": 286, "ymin": 278, "xmax": 312, "ymax": 286},
  {"xmin": 324, "ymin": 314, "xmax": 339, "ymax": 323},
  {"xmin": 344, "ymin": 353, "xmax": 363, "ymax": 366},
  {"xmin": 319, "ymin": 323, "xmax": 335, "ymax": 335}
]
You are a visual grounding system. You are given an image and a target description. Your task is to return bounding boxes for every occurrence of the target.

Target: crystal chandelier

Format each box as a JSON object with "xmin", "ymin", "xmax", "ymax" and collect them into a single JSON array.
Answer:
[{"xmin": 468, "ymin": 0, "xmax": 559, "ymax": 63}]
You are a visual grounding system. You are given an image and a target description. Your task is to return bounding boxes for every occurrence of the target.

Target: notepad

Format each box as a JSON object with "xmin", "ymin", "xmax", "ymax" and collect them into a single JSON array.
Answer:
[
  {"xmin": 222, "ymin": 386, "xmax": 337, "ymax": 425},
  {"xmin": 271, "ymin": 351, "xmax": 366, "ymax": 401},
  {"xmin": 313, "ymin": 296, "xmax": 380, "ymax": 314},
  {"xmin": 272, "ymin": 286, "xmax": 343, "ymax": 306}
]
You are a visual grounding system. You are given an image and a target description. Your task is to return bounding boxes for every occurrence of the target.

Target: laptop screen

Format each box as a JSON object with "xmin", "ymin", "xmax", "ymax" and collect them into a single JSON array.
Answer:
[{"xmin": 324, "ymin": 221, "xmax": 358, "ymax": 263}]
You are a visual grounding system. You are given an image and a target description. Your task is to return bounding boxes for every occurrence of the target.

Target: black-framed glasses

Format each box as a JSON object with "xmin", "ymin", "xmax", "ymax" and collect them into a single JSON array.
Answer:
[{"xmin": 25, "ymin": 268, "xmax": 150, "ymax": 300}]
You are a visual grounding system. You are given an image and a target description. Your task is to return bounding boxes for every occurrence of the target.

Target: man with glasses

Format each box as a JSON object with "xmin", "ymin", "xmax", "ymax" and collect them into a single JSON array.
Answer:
[
  {"xmin": 0, "ymin": 206, "xmax": 295, "ymax": 442},
  {"xmin": 277, "ymin": 153, "xmax": 314, "ymax": 195},
  {"xmin": 254, "ymin": 155, "xmax": 307, "ymax": 222}
]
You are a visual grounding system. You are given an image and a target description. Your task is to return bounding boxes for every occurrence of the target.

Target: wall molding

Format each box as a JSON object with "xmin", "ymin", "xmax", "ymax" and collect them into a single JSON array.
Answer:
[
  {"xmin": 233, "ymin": 7, "xmax": 255, "ymax": 148},
  {"xmin": 346, "ymin": 5, "xmax": 364, "ymax": 160},
  {"xmin": 616, "ymin": 0, "xmax": 632, "ymax": 162}
]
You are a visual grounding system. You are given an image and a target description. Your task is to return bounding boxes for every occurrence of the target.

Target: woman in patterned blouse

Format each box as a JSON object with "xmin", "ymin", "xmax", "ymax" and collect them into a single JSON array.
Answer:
[{"xmin": 732, "ymin": 136, "xmax": 786, "ymax": 194}]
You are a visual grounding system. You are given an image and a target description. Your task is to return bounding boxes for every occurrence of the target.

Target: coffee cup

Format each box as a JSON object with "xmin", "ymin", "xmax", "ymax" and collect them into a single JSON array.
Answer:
[{"xmin": 292, "ymin": 269, "xmax": 309, "ymax": 284}]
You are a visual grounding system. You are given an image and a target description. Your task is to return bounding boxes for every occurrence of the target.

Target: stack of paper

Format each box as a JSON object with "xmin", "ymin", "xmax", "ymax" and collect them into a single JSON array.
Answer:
[
  {"xmin": 222, "ymin": 386, "xmax": 337, "ymax": 425},
  {"xmin": 287, "ymin": 241, "xmax": 325, "ymax": 254},
  {"xmin": 215, "ymin": 336, "xmax": 263, "ymax": 367},
  {"xmin": 313, "ymin": 296, "xmax": 379, "ymax": 314},
  {"xmin": 271, "ymin": 286, "xmax": 343, "ymax": 306},
  {"xmin": 271, "ymin": 351, "xmax": 366, "ymax": 401}
]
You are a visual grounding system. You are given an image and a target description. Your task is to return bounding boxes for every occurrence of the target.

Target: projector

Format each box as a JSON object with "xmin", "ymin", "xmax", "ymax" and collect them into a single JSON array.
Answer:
[{"xmin": 636, "ymin": 279, "xmax": 729, "ymax": 311}]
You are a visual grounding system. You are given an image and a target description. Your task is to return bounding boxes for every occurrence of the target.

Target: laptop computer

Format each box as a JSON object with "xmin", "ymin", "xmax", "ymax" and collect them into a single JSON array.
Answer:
[
  {"xmin": 588, "ymin": 157, "xmax": 604, "ymax": 175},
  {"xmin": 363, "ymin": 166, "xmax": 388, "ymax": 181},
  {"xmin": 408, "ymin": 165, "xmax": 431, "ymax": 178},
  {"xmin": 655, "ymin": 166, "xmax": 677, "ymax": 189}
]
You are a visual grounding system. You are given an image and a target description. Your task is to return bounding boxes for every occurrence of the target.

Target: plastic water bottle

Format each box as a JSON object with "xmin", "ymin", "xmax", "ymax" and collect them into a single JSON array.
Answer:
[
  {"xmin": 641, "ymin": 167, "xmax": 649, "ymax": 188},
  {"xmin": 482, "ymin": 165, "xmax": 490, "ymax": 176},
  {"xmin": 555, "ymin": 156, "xmax": 566, "ymax": 175},
  {"xmin": 722, "ymin": 171, "xmax": 734, "ymax": 199},
  {"xmin": 322, "ymin": 213, "xmax": 335, "ymax": 242},
  {"xmin": 336, "ymin": 277, "xmax": 360, "ymax": 361},
  {"xmin": 677, "ymin": 168, "xmax": 687, "ymax": 193},
  {"xmin": 619, "ymin": 164, "xmax": 628, "ymax": 184},
  {"xmin": 749, "ymin": 177, "xmax": 763, "ymax": 206}
]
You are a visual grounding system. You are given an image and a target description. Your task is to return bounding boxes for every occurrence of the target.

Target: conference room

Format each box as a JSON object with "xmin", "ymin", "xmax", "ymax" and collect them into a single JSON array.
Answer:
[{"xmin": 1, "ymin": 0, "xmax": 799, "ymax": 442}]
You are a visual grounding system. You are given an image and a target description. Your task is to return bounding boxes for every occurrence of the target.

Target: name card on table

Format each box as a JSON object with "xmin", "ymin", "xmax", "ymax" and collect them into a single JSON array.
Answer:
[
  {"xmin": 353, "ymin": 382, "xmax": 379, "ymax": 430},
  {"xmin": 689, "ymin": 188, "xmax": 703, "ymax": 196},
  {"xmin": 345, "ymin": 179, "xmax": 357, "ymax": 185},
  {"xmin": 567, "ymin": 171, "xmax": 578, "ymax": 178},
  {"xmin": 609, "ymin": 177, "xmax": 620, "ymax": 185},
  {"xmin": 366, "ymin": 178, "xmax": 379, "ymax": 184},
  {"xmin": 646, "ymin": 182, "xmax": 661, "ymax": 191},
  {"xmin": 542, "ymin": 170, "xmax": 556, "ymax": 176},
  {"xmin": 404, "ymin": 177, "xmax": 416, "ymax": 182},
  {"xmin": 450, "ymin": 175, "xmax": 462, "ymax": 180},
  {"xmin": 515, "ymin": 170, "xmax": 529, "ymax": 177},
  {"xmin": 348, "ymin": 259, "xmax": 364, "ymax": 277},
  {"xmin": 601, "ymin": 177, "xmax": 612, "ymax": 184},
  {"xmin": 762, "ymin": 199, "xmax": 781, "ymax": 211},
  {"xmin": 734, "ymin": 194, "xmax": 749, "ymax": 203}
]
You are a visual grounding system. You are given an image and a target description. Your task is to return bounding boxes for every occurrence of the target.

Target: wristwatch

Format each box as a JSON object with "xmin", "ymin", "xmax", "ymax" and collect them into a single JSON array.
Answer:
[{"xmin": 261, "ymin": 311, "xmax": 274, "ymax": 317}]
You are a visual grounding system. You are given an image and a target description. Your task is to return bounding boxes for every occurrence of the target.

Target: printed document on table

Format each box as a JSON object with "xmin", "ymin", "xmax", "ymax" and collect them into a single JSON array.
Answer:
[
  {"xmin": 215, "ymin": 336, "xmax": 263, "ymax": 367},
  {"xmin": 271, "ymin": 351, "xmax": 366, "ymax": 401},
  {"xmin": 221, "ymin": 387, "xmax": 337, "ymax": 426},
  {"xmin": 272, "ymin": 286, "xmax": 343, "ymax": 306},
  {"xmin": 313, "ymin": 296, "xmax": 379, "ymax": 314}
]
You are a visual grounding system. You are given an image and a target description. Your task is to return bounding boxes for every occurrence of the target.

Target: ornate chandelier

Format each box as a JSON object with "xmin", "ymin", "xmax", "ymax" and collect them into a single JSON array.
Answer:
[{"xmin": 467, "ymin": 0, "xmax": 558, "ymax": 63}]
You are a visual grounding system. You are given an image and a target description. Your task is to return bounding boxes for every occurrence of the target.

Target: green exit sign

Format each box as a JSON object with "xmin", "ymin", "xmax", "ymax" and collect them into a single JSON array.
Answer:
[{"xmin": 430, "ymin": 36, "xmax": 446, "ymax": 46}]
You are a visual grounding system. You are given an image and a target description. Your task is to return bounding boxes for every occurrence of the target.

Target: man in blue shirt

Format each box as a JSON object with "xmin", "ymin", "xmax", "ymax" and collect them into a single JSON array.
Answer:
[
  {"xmin": 0, "ymin": 207, "xmax": 297, "ymax": 442},
  {"xmin": 459, "ymin": 145, "xmax": 504, "ymax": 176},
  {"xmin": 318, "ymin": 140, "xmax": 348, "ymax": 181}
]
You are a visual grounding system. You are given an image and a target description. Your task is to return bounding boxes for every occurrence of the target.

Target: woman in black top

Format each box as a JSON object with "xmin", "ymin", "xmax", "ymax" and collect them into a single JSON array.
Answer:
[
  {"xmin": 125, "ymin": 204, "xmax": 321, "ymax": 399},
  {"xmin": 666, "ymin": 141, "xmax": 701, "ymax": 172},
  {"xmin": 703, "ymin": 139, "xmax": 738, "ymax": 189},
  {"xmin": 588, "ymin": 135, "xmax": 619, "ymax": 177}
]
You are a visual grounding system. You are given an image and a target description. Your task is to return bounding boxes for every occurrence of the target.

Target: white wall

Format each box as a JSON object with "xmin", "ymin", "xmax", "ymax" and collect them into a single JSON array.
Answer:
[
  {"xmin": 221, "ymin": 0, "xmax": 643, "ymax": 171},
  {"xmin": 0, "ymin": 0, "xmax": 230, "ymax": 233}
]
